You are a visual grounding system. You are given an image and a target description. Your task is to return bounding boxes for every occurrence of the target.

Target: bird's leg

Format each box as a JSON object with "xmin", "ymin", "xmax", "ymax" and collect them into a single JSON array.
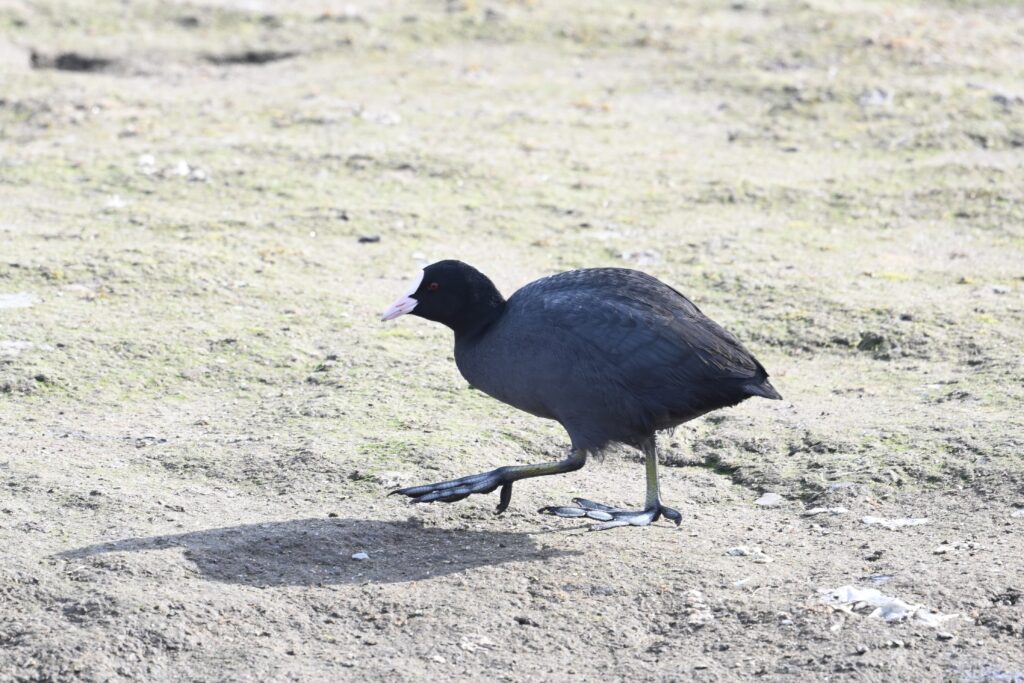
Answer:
[
  {"xmin": 390, "ymin": 450, "xmax": 587, "ymax": 514},
  {"xmin": 539, "ymin": 437, "xmax": 682, "ymax": 531}
]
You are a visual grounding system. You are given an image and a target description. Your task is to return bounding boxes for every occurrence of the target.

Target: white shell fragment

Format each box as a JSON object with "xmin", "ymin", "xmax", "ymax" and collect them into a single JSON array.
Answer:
[
  {"xmin": 820, "ymin": 585, "xmax": 958, "ymax": 629},
  {"xmin": 351, "ymin": 551, "xmax": 369, "ymax": 561},
  {"xmin": 862, "ymin": 516, "xmax": 929, "ymax": 530}
]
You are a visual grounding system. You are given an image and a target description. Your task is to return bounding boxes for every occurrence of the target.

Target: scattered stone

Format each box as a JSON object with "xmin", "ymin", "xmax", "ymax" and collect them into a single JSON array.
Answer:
[
  {"xmin": 937, "ymin": 631, "xmax": 955, "ymax": 641},
  {"xmin": 358, "ymin": 235, "xmax": 381, "ymax": 244},
  {"xmin": 171, "ymin": 160, "xmax": 191, "ymax": 177},
  {"xmin": 991, "ymin": 589, "xmax": 1021, "ymax": 606},
  {"xmin": 862, "ymin": 516, "xmax": 928, "ymax": 530},
  {"xmin": 351, "ymin": 551, "xmax": 369, "ymax": 561},
  {"xmin": 684, "ymin": 589, "xmax": 713, "ymax": 627},
  {"xmin": 755, "ymin": 492, "xmax": 783, "ymax": 507},
  {"xmin": 856, "ymin": 331, "xmax": 886, "ymax": 352},
  {"xmin": 803, "ymin": 506, "xmax": 849, "ymax": 516},
  {"xmin": 725, "ymin": 546, "xmax": 773, "ymax": 563},
  {"xmin": 991, "ymin": 285, "xmax": 1010, "ymax": 295},
  {"xmin": 621, "ymin": 249, "xmax": 660, "ymax": 266},
  {"xmin": 104, "ymin": 195, "xmax": 126, "ymax": 210},
  {"xmin": 858, "ymin": 88, "xmax": 893, "ymax": 107},
  {"xmin": 514, "ymin": 616, "xmax": 539, "ymax": 627},
  {"xmin": 1011, "ymin": 509, "xmax": 1024, "ymax": 518},
  {"xmin": 138, "ymin": 154, "xmax": 157, "ymax": 173}
]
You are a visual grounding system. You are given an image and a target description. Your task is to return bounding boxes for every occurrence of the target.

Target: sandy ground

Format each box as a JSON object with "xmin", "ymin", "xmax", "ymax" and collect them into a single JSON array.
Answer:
[{"xmin": 2, "ymin": 0, "xmax": 1023, "ymax": 680}]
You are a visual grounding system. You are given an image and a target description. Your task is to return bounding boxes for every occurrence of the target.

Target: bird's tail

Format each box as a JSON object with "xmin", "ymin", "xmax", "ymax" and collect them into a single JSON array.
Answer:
[{"xmin": 745, "ymin": 379, "xmax": 782, "ymax": 400}]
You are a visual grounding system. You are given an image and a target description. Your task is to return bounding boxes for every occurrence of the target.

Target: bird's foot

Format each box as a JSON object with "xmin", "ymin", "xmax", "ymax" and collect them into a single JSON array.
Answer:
[
  {"xmin": 390, "ymin": 467, "xmax": 515, "ymax": 514},
  {"xmin": 538, "ymin": 498, "xmax": 682, "ymax": 531}
]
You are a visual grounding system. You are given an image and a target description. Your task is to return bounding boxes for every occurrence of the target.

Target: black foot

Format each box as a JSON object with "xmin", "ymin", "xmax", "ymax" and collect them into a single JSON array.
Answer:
[
  {"xmin": 539, "ymin": 498, "xmax": 682, "ymax": 531},
  {"xmin": 390, "ymin": 467, "xmax": 515, "ymax": 514}
]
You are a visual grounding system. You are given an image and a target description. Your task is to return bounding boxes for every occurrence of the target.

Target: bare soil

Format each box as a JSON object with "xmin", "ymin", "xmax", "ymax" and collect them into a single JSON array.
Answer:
[{"xmin": 2, "ymin": 1, "xmax": 1023, "ymax": 680}]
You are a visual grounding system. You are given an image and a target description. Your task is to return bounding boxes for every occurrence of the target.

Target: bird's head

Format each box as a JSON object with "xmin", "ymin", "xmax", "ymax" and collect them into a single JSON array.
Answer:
[{"xmin": 381, "ymin": 260, "xmax": 505, "ymax": 336}]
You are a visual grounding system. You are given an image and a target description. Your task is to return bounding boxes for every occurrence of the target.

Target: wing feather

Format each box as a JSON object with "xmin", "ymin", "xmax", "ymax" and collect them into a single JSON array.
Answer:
[{"xmin": 511, "ymin": 268, "xmax": 762, "ymax": 392}]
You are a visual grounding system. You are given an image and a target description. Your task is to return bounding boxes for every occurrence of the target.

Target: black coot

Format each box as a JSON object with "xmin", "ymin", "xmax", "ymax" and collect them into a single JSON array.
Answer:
[{"xmin": 382, "ymin": 260, "xmax": 781, "ymax": 530}]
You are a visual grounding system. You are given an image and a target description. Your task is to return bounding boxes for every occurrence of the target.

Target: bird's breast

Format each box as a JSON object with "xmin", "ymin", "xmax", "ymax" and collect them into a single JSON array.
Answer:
[{"xmin": 453, "ymin": 334, "xmax": 555, "ymax": 420}]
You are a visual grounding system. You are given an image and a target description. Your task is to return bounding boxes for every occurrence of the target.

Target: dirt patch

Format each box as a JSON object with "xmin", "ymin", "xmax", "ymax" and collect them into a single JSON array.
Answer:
[{"xmin": 2, "ymin": 0, "xmax": 1023, "ymax": 680}]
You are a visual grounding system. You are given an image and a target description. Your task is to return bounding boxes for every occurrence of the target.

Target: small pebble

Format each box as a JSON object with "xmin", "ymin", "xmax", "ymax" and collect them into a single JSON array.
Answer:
[
  {"xmin": 862, "ymin": 515, "xmax": 929, "ymax": 530},
  {"xmin": 803, "ymin": 506, "xmax": 848, "ymax": 516},
  {"xmin": 755, "ymin": 492, "xmax": 783, "ymax": 507},
  {"xmin": 858, "ymin": 88, "xmax": 892, "ymax": 107},
  {"xmin": 725, "ymin": 546, "xmax": 773, "ymax": 563},
  {"xmin": 351, "ymin": 551, "xmax": 369, "ymax": 561}
]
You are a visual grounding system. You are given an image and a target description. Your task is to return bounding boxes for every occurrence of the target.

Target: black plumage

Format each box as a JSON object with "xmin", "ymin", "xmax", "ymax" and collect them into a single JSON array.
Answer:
[{"xmin": 382, "ymin": 260, "xmax": 780, "ymax": 530}]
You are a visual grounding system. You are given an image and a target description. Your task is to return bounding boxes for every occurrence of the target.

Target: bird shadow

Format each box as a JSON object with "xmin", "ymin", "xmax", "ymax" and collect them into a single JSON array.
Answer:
[{"xmin": 57, "ymin": 517, "xmax": 576, "ymax": 587}]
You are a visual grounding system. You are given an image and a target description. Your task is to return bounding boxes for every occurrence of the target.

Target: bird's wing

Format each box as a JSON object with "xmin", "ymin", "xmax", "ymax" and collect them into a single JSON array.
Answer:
[{"xmin": 514, "ymin": 269, "xmax": 762, "ymax": 388}]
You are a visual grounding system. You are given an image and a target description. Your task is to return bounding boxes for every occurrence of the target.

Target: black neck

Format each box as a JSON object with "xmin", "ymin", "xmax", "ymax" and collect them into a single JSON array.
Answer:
[{"xmin": 451, "ymin": 294, "xmax": 506, "ymax": 340}]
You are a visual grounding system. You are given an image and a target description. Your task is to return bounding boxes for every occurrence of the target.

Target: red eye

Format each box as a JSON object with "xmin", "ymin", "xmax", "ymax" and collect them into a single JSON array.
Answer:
[{"xmin": 428, "ymin": 282, "xmax": 440, "ymax": 291}]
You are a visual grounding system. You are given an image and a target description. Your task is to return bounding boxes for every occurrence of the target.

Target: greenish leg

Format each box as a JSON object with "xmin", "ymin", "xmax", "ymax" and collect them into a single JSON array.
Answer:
[
  {"xmin": 540, "ymin": 437, "xmax": 682, "ymax": 531},
  {"xmin": 644, "ymin": 437, "xmax": 661, "ymax": 509}
]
